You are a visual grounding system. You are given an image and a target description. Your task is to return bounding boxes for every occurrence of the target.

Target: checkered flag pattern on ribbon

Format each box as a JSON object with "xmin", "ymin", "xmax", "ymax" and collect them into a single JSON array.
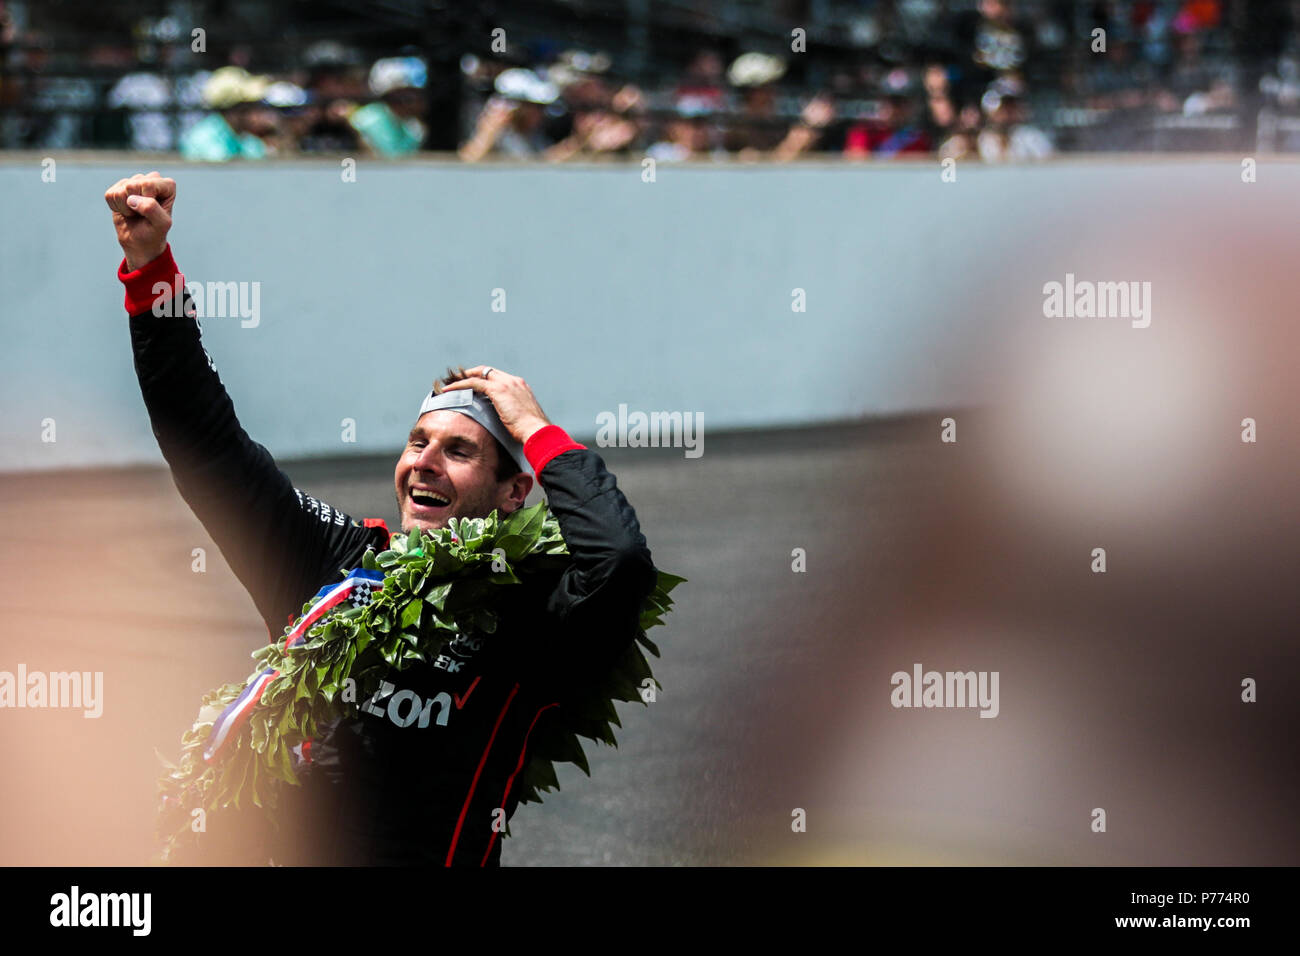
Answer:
[{"xmin": 349, "ymin": 581, "xmax": 374, "ymax": 608}]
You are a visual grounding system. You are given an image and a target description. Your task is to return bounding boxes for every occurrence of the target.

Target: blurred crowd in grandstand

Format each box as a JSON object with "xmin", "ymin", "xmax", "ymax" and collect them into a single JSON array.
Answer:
[{"xmin": 2, "ymin": 0, "xmax": 1298, "ymax": 160}]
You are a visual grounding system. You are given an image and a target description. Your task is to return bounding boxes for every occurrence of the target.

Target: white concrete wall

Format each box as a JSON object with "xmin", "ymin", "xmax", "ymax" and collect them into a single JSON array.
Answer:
[{"xmin": 2, "ymin": 156, "xmax": 1296, "ymax": 469}]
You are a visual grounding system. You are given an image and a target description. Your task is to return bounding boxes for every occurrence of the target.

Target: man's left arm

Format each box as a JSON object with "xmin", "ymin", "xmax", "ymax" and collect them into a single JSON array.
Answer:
[{"xmin": 525, "ymin": 428, "xmax": 658, "ymax": 670}]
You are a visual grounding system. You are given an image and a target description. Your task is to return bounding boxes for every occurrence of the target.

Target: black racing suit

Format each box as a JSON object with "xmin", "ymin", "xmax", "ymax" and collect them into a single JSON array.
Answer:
[{"xmin": 124, "ymin": 247, "xmax": 657, "ymax": 866}]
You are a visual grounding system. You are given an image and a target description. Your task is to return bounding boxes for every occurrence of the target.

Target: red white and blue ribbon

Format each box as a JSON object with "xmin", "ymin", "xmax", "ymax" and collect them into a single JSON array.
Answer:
[{"xmin": 202, "ymin": 569, "xmax": 384, "ymax": 764}]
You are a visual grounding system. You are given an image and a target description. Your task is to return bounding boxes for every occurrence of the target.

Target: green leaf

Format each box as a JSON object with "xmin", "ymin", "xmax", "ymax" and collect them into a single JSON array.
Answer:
[
  {"xmin": 499, "ymin": 503, "xmax": 546, "ymax": 545},
  {"xmin": 231, "ymin": 751, "xmax": 252, "ymax": 810},
  {"xmin": 274, "ymin": 739, "xmax": 296, "ymax": 783},
  {"xmin": 656, "ymin": 570, "xmax": 687, "ymax": 592},
  {"xmin": 494, "ymin": 534, "xmax": 528, "ymax": 561},
  {"xmin": 524, "ymin": 757, "xmax": 560, "ymax": 794},
  {"xmin": 424, "ymin": 583, "xmax": 452, "ymax": 612},
  {"xmin": 250, "ymin": 763, "xmax": 264, "ymax": 808},
  {"xmin": 549, "ymin": 733, "xmax": 590, "ymax": 776},
  {"xmin": 634, "ymin": 632, "xmax": 661, "ymax": 657}
]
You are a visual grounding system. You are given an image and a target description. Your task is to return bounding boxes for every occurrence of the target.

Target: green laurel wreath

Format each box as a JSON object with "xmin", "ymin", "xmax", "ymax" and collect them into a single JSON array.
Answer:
[{"xmin": 154, "ymin": 502, "xmax": 683, "ymax": 862}]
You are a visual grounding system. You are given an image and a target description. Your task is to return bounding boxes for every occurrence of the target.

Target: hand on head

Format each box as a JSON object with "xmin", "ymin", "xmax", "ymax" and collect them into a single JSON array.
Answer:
[{"xmin": 437, "ymin": 365, "xmax": 552, "ymax": 445}]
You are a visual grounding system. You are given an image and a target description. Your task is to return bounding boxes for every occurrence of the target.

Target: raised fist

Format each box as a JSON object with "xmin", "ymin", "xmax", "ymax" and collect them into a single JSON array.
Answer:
[{"xmin": 104, "ymin": 171, "xmax": 176, "ymax": 271}]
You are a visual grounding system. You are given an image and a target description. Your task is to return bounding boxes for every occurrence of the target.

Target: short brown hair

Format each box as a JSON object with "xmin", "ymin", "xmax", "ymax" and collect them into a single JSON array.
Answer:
[{"xmin": 431, "ymin": 366, "xmax": 522, "ymax": 482}]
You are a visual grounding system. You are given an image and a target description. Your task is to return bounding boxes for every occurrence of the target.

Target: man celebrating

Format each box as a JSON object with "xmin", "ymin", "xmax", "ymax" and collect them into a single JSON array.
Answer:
[{"xmin": 106, "ymin": 172, "xmax": 660, "ymax": 865}]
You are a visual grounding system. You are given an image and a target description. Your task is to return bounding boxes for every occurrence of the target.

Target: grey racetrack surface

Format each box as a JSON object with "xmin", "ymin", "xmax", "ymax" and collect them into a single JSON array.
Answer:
[{"xmin": 2, "ymin": 415, "xmax": 1295, "ymax": 866}]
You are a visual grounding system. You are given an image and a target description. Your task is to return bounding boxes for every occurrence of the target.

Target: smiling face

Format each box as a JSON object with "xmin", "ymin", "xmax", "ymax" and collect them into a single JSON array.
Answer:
[{"xmin": 394, "ymin": 410, "xmax": 532, "ymax": 532}]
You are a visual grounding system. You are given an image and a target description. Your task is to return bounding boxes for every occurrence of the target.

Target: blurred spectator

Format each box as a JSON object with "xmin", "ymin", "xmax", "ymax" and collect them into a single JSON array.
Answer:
[
  {"xmin": 459, "ymin": 68, "xmax": 559, "ymax": 161},
  {"xmin": 259, "ymin": 80, "xmax": 312, "ymax": 154},
  {"xmin": 179, "ymin": 67, "xmax": 278, "ymax": 161},
  {"xmin": 951, "ymin": 0, "xmax": 1031, "ymax": 106},
  {"xmin": 674, "ymin": 48, "xmax": 727, "ymax": 113},
  {"xmin": 543, "ymin": 49, "xmax": 614, "ymax": 143},
  {"xmin": 977, "ymin": 82, "xmax": 1053, "ymax": 161},
  {"xmin": 772, "ymin": 94, "xmax": 835, "ymax": 161},
  {"xmin": 1258, "ymin": 49, "xmax": 1300, "ymax": 151},
  {"xmin": 347, "ymin": 56, "xmax": 427, "ymax": 156},
  {"xmin": 841, "ymin": 70, "xmax": 933, "ymax": 159},
  {"xmin": 295, "ymin": 41, "xmax": 365, "ymax": 153},
  {"xmin": 546, "ymin": 82, "xmax": 647, "ymax": 161},
  {"xmin": 938, "ymin": 102, "xmax": 985, "ymax": 161},
  {"xmin": 1160, "ymin": 24, "xmax": 1238, "ymax": 115},
  {"xmin": 1260, "ymin": 52, "xmax": 1300, "ymax": 111},
  {"xmin": 304, "ymin": 41, "xmax": 366, "ymax": 101},
  {"xmin": 923, "ymin": 62, "xmax": 964, "ymax": 146},
  {"xmin": 646, "ymin": 98, "xmax": 721, "ymax": 162},
  {"xmin": 724, "ymin": 52, "xmax": 789, "ymax": 155},
  {"xmin": 107, "ymin": 72, "xmax": 171, "ymax": 151}
]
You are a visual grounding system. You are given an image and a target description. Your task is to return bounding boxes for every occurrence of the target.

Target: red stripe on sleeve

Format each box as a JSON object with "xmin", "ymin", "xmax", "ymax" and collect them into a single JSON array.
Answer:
[
  {"xmin": 118, "ymin": 244, "xmax": 184, "ymax": 316},
  {"xmin": 524, "ymin": 424, "xmax": 586, "ymax": 477}
]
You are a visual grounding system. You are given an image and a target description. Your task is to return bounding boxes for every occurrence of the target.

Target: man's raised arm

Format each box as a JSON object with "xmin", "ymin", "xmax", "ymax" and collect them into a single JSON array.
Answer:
[{"xmin": 107, "ymin": 172, "xmax": 378, "ymax": 633}]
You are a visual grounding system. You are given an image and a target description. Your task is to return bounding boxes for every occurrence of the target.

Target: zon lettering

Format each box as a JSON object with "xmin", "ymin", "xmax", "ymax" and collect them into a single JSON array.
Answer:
[{"xmin": 361, "ymin": 681, "xmax": 452, "ymax": 728}]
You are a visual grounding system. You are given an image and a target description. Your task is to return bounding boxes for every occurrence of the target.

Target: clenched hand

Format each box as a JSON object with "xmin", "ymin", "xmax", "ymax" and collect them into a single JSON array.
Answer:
[{"xmin": 104, "ymin": 171, "xmax": 176, "ymax": 271}]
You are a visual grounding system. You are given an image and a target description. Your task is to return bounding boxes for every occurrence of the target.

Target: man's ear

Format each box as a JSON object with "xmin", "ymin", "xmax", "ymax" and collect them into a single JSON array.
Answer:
[{"xmin": 501, "ymin": 473, "xmax": 533, "ymax": 513}]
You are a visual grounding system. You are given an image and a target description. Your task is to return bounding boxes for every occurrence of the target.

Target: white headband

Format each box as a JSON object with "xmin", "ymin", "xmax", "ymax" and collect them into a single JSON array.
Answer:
[{"xmin": 416, "ymin": 388, "xmax": 532, "ymax": 476}]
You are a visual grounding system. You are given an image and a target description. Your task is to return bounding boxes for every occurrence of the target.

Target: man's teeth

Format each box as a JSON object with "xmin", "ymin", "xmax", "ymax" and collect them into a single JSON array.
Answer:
[{"xmin": 411, "ymin": 490, "xmax": 450, "ymax": 507}]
